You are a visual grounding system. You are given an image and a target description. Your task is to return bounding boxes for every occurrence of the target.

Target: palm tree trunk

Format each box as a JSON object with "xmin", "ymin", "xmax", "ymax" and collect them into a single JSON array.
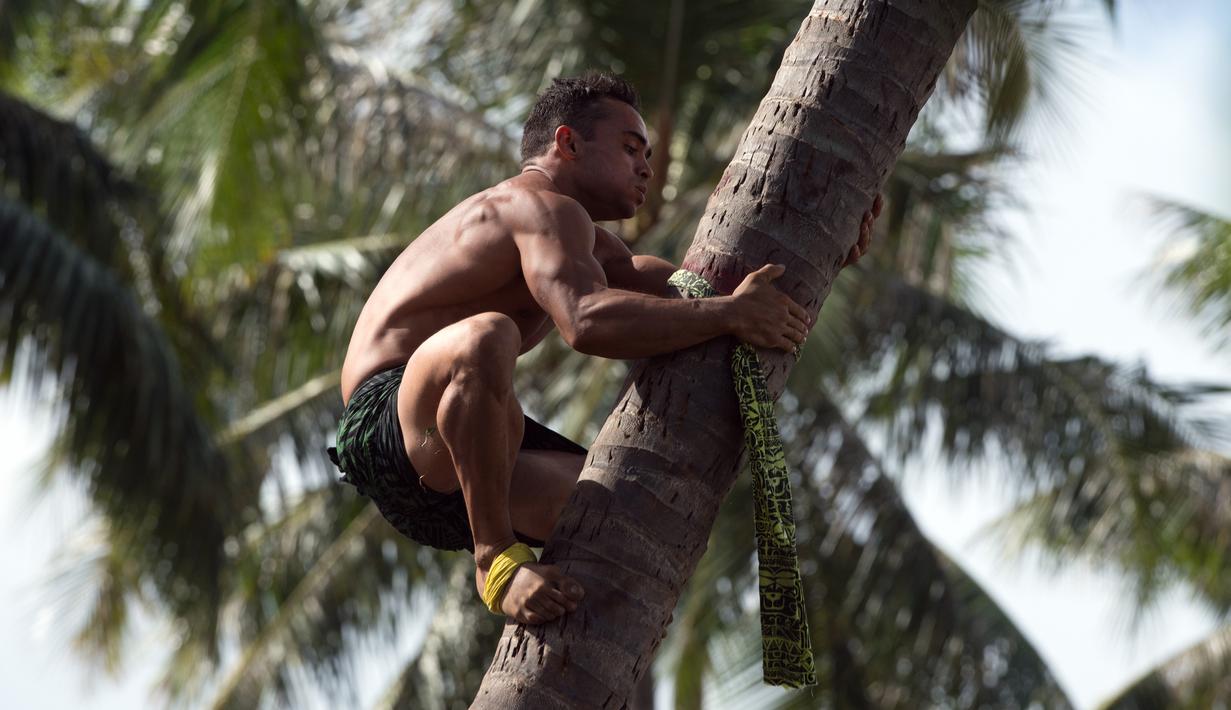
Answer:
[{"xmin": 471, "ymin": 2, "xmax": 977, "ymax": 706}]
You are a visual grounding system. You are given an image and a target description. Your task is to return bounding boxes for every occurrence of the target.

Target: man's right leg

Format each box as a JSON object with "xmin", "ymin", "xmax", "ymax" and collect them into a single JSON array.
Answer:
[{"xmin": 395, "ymin": 312, "xmax": 583, "ymax": 625}]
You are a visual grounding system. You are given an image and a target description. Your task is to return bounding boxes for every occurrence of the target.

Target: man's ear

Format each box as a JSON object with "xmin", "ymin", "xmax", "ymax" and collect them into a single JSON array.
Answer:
[{"xmin": 553, "ymin": 125, "xmax": 580, "ymax": 160}]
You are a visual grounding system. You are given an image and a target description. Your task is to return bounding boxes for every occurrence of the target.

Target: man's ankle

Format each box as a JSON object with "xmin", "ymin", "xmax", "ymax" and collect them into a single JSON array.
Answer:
[{"xmin": 474, "ymin": 535, "xmax": 520, "ymax": 570}]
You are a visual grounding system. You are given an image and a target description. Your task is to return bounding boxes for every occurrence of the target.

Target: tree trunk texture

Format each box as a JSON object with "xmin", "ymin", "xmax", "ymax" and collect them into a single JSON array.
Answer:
[{"xmin": 471, "ymin": 1, "xmax": 977, "ymax": 707}]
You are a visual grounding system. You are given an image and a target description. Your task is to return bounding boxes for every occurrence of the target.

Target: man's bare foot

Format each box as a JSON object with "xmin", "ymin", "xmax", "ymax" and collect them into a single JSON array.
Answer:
[{"xmin": 475, "ymin": 559, "xmax": 584, "ymax": 625}]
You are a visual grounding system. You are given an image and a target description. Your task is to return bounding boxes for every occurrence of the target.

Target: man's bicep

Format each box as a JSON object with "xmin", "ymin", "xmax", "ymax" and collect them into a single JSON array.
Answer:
[
  {"xmin": 513, "ymin": 206, "xmax": 606, "ymax": 341},
  {"xmin": 630, "ymin": 255, "xmax": 679, "ymax": 298}
]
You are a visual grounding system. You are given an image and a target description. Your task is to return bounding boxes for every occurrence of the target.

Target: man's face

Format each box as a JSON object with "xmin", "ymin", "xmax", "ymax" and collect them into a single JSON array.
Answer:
[{"xmin": 570, "ymin": 99, "xmax": 653, "ymax": 221}]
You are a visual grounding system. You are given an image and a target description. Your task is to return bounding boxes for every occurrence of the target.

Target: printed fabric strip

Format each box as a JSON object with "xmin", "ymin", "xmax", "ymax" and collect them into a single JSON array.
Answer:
[{"xmin": 667, "ymin": 269, "xmax": 816, "ymax": 688}]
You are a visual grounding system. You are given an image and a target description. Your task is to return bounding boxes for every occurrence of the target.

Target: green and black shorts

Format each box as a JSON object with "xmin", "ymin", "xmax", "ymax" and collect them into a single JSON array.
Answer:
[{"xmin": 326, "ymin": 364, "xmax": 587, "ymax": 552}]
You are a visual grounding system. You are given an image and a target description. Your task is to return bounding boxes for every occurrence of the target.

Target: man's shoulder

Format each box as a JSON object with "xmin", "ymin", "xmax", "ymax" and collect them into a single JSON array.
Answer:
[{"xmin": 493, "ymin": 179, "xmax": 592, "ymax": 235}]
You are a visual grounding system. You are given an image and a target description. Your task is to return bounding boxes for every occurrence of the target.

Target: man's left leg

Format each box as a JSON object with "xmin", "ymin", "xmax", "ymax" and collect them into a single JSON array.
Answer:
[{"xmin": 507, "ymin": 449, "xmax": 586, "ymax": 543}]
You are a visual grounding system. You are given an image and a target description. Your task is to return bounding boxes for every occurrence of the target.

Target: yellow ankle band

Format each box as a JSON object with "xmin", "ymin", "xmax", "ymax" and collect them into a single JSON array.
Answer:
[{"xmin": 482, "ymin": 542, "xmax": 537, "ymax": 614}]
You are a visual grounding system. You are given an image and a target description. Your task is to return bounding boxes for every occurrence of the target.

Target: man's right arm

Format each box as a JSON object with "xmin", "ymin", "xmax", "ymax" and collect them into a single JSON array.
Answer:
[{"xmin": 513, "ymin": 195, "xmax": 809, "ymax": 359}]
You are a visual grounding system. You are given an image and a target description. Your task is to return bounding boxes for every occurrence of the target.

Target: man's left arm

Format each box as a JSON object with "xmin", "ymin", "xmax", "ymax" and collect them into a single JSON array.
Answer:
[{"xmin": 598, "ymin": 229, "xmax": 680, "ymax": 299}]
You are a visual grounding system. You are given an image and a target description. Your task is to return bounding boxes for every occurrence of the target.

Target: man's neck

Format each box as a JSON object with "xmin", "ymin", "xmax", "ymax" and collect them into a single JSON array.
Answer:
[
  {"xmin": 519, "ymin": 162, "xmax": 596, "ymax": 219},
  {"xmin": 520, "ymin": 164, "xmax": 554, "ymax": 182},
  {"xmin": 520, "ymin": 163, "xmax": 567, "ymax": 191}
]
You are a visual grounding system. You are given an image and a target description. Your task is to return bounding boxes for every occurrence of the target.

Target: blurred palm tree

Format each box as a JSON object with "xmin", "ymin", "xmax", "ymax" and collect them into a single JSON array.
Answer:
[
  {"xmin": 1, "ymin": 0, "xmax": 1226, "ymax": 708},
  {"xmin": 1143, "ymin": 200, "xmax": 1231, "ymax": 351},
  {"xmin": 1025, "ymin": 199, "xmax": 1231, "ymax": 710}
]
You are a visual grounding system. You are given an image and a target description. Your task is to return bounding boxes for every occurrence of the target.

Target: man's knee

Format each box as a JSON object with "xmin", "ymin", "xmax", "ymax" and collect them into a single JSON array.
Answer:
[{"xmin": 449, "ymin": 312, "xmax": 521, "ymax": 383}]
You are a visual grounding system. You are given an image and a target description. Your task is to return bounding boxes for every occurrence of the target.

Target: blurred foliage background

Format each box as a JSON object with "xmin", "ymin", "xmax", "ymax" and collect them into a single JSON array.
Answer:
[{"xmin": 1, "ymin": 0, "xmax": 1229, "ymax": 708}]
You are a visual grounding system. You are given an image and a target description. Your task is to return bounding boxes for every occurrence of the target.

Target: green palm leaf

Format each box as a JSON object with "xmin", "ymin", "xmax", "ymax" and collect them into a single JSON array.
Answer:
[
  {"xmin": 843, "ymin": 275, "xmax": 1226, "ymax": 477},
  {"xmin": 944, "ymin": 0, "xmax": 1101, "ymax": 144},
  {"xmin": 0, "ymin": 88, "xmax": 147, "ymax": 281},
  {"xmin": 194, "ymin": 491, "xmax": 440, "ymax": 708},
  {"xmin": 373, "ymin": 556, "xmax": 509, "ymax": 710},
  {"xmin": 688, "ymin": 393, "xmax": 1071, "ymax": 708},
  {"xmin": 1099, "ymin": 623, "xmax": 1231, "ymax": 710},
  {"xmin": 0, "ymin": 195, "xmax": 244, "ymax": 657},
  {"xmin": 1144, "ymin": 198, "xmax": 1231, "ymax": 351},
  {"xmin": 995, "ymin": 450, "xmax": 1231, "ymax": 616}
]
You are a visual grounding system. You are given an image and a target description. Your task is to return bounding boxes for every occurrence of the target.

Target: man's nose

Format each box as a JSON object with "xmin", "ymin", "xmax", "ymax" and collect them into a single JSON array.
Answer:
[{"xmin": 640, "ymin": 160, "xmax": 653, "ymax": 180}]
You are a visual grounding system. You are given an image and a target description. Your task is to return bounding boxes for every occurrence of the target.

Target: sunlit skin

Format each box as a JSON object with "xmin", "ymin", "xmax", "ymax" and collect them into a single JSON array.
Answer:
[{"xmin": 339, "ymin": 97, "xmax": 882, "ymax": 625}]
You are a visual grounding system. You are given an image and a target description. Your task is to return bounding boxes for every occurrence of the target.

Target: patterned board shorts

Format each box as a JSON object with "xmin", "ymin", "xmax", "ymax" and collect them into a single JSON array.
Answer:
[{"xmin": 326, "ymin": 364, "xmax": 588, "ymax": 552}]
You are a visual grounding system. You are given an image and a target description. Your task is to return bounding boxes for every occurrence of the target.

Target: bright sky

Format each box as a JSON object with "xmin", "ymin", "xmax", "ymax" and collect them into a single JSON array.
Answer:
[{"xmin": 2, "ymin": 3, "xmax": 1229, "ymax": 709}]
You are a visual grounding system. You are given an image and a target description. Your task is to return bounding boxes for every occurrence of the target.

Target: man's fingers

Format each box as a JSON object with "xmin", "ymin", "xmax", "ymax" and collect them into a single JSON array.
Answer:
[
  {"xmin": 783, "ymin": 297, "xmax": 810, "ymax": 324},
  {"xmin": 757, "ymin": 263, "xmax": 786, "ymax": 280},
  {"xmin": 748, "ymin": 263, "xmax": 787, "ymax": 283},
  {"xmin": 783, "ymin": 320, "xmax": 806, "ymax": 342},
  {"xmin": 873, "ymin": 192, "xmax": 884, "ymax": 216}
]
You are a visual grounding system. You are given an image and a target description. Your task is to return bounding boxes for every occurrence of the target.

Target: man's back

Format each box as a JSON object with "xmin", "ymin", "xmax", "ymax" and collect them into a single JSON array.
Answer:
[{"xmin": 340, "ymin": 173, "xmax": 597, "ymax": 404}]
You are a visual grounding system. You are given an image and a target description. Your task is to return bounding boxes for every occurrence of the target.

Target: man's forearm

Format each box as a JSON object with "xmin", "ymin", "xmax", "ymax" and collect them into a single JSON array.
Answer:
[{"xmin": 570, "ymin": 288, "xmax": 734, "ymax": 359}]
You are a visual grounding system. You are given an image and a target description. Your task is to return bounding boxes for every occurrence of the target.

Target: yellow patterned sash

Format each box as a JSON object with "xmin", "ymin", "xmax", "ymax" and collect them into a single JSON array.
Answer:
[{"xmin": 668, "ymin": 269, "xmax": 817, "ymax": 688}]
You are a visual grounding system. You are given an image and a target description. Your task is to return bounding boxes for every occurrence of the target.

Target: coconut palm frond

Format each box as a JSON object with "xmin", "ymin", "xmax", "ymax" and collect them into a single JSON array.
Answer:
[
  {"xmin": 1143, "ymin": 197, "xmax": 1231, "ymax": 351},
  {"xmin": 0, "ymin": 196, "xmax": 245, "ymax": 646},
  {"xmin": 0, "ymin": 85, "xmax": 232, "ymax": 379},
  {"xmin": 116, "ymin": 34, "xmax": 518, "ymax": 280},
  {"xmin": 839, "ymin": 276, "xmax": 1226, "ymax": 488},
  {"xmin": 940, "ymin": 0, "xmax": 1098, "ymax": 143},
  {"xmin": 709, "ymin": 394, "xmax": 1071, "ymax": 708},
  {"xmin": 374, "ymin": 556, "xmax": 509, "ymax": 710},
  {"xmin": 103, "ymin": 1, "xmax": 326, "ymax": 273},
  {"xmin": 196, "ymin": 492, "xmax": 442, "ymax": 709},
  {"xmin": 217, "ymin": 368, "xmax": 342, "ymax": 489},
  {"xmin": 994, "ymin": 450, "xmax": 1231, "ymax": 616},
  {"xmin": 418, "ymin": 0, "xmax": 590, "ymax": 110},
  {"xmin": 1098, "ymin": 623, "xmax": 1231, "ymax": 710},
  {"xmin": 873, "ymin": 144, "xmax": 1019, "ymax": 306},
  {"xmin": 0, "ymin": 89, "xmax": 151, "ymax": 279},
  {"xmin": 39, "ymin": 512, "xmax": 145, "ymax": 674},
  {"xmin": 0, "ymin": 0, "xmax": 97, "ymax": 75},
  {"xmin": 199, "ymin": 235, "xmax": 408, "ymax": 477}
]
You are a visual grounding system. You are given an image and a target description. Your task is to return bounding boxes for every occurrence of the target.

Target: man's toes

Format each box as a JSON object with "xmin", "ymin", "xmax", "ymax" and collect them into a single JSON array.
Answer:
[
  {"xmin": 546, "ymin": 586, "xmax": 577, "ymax": 612},
  {"xmin": 560, "ymin": 578, "xmax": 584, "ymax": 601},
  {"xmin": 539, "ymin": 566, "xmax": 585, "ymax": 601},
  {"xmin": 533, "ymin": 594, "xmax": 566, "ymax": 618}
]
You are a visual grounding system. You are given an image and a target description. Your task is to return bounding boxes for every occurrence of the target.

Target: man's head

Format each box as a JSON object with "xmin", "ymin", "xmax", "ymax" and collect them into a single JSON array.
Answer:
[{"xmin": 520, "ymin": 72, "xmax": 653, "ymax": 220}]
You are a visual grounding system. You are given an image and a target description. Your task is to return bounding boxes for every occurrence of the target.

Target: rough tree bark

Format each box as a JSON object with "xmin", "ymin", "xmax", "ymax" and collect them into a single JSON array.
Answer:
[{"xmin": 472, "ymin": 1, "xmax": 978, "ymax": 707}]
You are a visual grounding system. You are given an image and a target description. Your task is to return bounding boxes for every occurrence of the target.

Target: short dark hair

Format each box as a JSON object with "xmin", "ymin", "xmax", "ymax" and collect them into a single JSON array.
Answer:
[{"xmin": 520, "ymin": 72, "xmax": 641, "ymax": 165}]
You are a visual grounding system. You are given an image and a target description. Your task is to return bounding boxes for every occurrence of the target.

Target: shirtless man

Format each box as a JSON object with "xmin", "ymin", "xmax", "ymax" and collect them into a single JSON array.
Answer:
[{"xmin": 328, "ymin": 73, "xmax": 880, "ymax": 627}]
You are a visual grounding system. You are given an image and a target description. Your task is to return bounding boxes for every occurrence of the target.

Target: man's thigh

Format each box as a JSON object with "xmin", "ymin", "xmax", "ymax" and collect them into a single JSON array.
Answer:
[
  {"xmin": 394, "ymin": 336, "xmax": 454, "ymax": 493},
  {"xmin": 394, "ymin": 317, "xmax": 520, "ymax": 495}
]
